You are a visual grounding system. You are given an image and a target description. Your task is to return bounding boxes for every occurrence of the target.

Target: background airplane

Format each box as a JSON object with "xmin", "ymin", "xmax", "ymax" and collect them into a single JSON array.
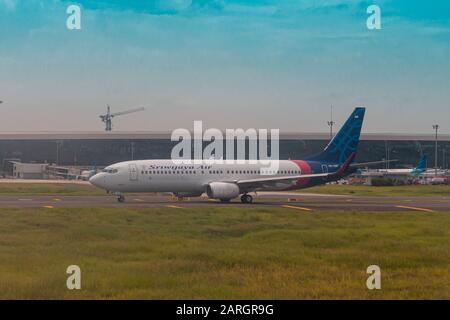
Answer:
[{"xmin": 377, "ymin": 155, "xmax": 428, "ymax": 177}]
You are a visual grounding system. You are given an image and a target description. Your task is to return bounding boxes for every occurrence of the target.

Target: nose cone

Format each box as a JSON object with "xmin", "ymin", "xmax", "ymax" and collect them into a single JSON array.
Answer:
[{"xmin": 89, "ymin": 173, "xmax": 104, "ymax": 188}]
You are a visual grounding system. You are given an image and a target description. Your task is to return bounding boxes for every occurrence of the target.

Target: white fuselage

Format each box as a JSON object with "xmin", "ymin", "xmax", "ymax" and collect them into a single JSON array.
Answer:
[{"xmin": 89, "ymin": 159, "xmax": 314, "ymax": 194}]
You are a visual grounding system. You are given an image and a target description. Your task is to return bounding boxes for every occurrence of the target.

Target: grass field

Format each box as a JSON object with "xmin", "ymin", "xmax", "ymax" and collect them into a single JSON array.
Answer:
[
  {"xmin": 304, "ymin": 184, "xmax": 450, "ymax": 197},
  {"xmin": 0, "ymin": 206, "xmax": 449, "ymax": 299}
]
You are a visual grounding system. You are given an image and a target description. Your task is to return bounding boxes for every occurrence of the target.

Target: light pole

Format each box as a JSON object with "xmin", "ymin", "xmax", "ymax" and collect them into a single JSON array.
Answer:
[
  {"xmin": 443, "ymin": 148, "xmax": 446, "ymax": 171},
  {"xmin": 384, "ymin": 140, "xmax": 390, "ymax": 169},
  {"xmin": 56, "ymin": 140, "xmax": 62, "ymax": 166},
  {"xmin": 433, "ymin": 124, "xmax": 439, "ymax": 176},
  {"xmin": 327, "ymin": 105, "xmax": 335, "ymax": 140}
]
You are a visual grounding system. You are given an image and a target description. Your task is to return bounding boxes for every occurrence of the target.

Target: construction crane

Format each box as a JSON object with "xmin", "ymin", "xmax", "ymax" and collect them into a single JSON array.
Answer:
[{"xmin": 99, "ymin": 105, "xmax": 145, "ymax": 131}]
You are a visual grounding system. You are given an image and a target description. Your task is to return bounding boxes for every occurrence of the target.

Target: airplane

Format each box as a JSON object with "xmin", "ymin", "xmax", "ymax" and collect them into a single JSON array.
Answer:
[
  {"xmin": 78, "ymin": 163, "xmax": 98, "ymax": 181},
  {"xmin": 79, "ymin": 169, "xmax": 98, "ymax": 181},
  {"xmin": 374, "ymin": 155, "xmax": 427, "ymax": 177},
  {"xmin": 89, "ymin": 107, "xmax": 368, "ymax": 203}
]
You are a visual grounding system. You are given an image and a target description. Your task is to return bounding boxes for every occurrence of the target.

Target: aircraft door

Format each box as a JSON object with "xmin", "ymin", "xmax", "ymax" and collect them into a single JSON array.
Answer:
[
  {"xmin": 321, "ymin": 164, "xmax": 328, "ymax": 181},
  {"xmin": 129, "ymin": 163, "xmax": 139, "ymax": 181}
]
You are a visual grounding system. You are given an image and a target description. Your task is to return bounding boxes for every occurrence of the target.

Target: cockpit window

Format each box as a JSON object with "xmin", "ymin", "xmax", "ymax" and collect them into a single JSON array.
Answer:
[{"xmin": 102, "ymin": 168, "xmax": 118, "ymax": 174}]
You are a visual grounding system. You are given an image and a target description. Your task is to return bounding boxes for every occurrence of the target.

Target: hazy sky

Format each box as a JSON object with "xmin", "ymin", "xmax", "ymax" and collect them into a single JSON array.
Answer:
[{"xmin": 0, "ymin": 0, "xmax": 449, "ymax": 133}]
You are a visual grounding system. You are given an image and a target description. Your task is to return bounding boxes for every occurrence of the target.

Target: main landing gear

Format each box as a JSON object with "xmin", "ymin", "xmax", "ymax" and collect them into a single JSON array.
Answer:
[
  {"xmin": 117, "ymin": 194, "xmax": 125, "ymax": 203},
  {"xmin": 240, "ymin": 194, "xmax": 253, "ymax": 204}
]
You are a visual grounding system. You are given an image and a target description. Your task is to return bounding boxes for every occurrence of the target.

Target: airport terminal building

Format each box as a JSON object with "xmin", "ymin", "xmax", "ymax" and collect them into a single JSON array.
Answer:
[{"xmin": 0, "ymin": 132, "xmax": 449, "ymax": 175}]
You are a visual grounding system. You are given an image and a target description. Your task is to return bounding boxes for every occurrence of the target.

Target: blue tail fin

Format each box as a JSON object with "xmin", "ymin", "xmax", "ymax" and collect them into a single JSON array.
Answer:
[
  {"xmin": 411, "ymin": 155, "xmax": 427, "ymax": 176},
  {"xmin": 307, "ymin": 107, "xmax": 366, "ymax": 164},
  {"xmin": 416, "ymin": 155, "xmax": 427, "ymax": 170}
]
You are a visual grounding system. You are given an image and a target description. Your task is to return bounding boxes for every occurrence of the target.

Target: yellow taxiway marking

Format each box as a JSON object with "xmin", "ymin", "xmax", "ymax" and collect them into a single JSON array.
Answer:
[
  {"xmin": 282, "ymin": 205, "xmax": 313, "ymax": 212},
  {"xmin": 43, "ymin": 205, "xmax": 54, "ymax": 209},
  {"xmin": 396, "ymin": 205, "xmax": 435, "ymax": 213},
  {"xmin": 133, "ymin": 199, "xmax": 145, "ymax": 202},
  {"xmin": 166, "ymin": 205, "xmax": 184, "ymax": 209}
]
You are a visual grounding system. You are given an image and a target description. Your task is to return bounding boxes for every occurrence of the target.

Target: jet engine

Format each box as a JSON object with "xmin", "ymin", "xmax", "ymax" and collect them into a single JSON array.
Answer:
[{"xmin": 206, "ymin": 182, "xmax": 240, "ymax": 200}]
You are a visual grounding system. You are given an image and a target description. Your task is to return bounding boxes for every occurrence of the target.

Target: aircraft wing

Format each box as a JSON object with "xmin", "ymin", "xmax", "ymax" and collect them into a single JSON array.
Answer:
[
  {"xmin": 235, "ymin": 153, "xmax": 356, "ymax": 189},
  {"xmin": 350, "ymin": 159, "xmax": 398, "ymax": 168},
  {"xmin": 235, "ymin": 172, "xmax": 329, "ymax": 188}
]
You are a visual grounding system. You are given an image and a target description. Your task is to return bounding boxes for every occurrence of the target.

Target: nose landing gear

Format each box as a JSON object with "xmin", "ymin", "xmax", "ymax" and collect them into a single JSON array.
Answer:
[{"xmin": 240, "ymin": 194, "xmax": 253, "ymax": 204}]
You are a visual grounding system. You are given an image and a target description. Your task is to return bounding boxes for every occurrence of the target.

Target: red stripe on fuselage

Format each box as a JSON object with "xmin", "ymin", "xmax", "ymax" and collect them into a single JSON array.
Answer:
[{"xmin": 287, "ymin": 160, "xmax": 312, "ymax": 190}]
